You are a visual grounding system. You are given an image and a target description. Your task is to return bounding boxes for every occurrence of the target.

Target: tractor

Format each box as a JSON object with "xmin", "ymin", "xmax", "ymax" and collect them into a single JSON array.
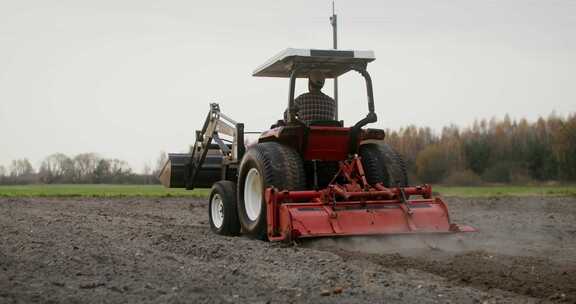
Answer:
[{"xmin": 159, "ymin": 48, "xmax": 475, "ymax": 241}]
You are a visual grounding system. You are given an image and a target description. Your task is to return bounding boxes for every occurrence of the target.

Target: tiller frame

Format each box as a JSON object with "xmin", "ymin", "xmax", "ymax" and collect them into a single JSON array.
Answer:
[{"xmin": 266, "ymin": 156, "xmax": 476, "ymax": 242}]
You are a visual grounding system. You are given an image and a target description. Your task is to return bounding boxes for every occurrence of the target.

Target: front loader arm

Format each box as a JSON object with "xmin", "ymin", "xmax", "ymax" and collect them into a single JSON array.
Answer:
[{"xmin": 185, "ymin": 103, "xmax": 244, "ymax": 190}]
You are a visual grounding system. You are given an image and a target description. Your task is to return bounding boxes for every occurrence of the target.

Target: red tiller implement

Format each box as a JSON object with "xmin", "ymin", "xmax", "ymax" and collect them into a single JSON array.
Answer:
[
  {"xmin": 266, "ymin": 156, "xmax": 475, "ymax": 242},
  {"xmin": 159, "ymin": 48, "xmax": 476, "ymax": 241}
]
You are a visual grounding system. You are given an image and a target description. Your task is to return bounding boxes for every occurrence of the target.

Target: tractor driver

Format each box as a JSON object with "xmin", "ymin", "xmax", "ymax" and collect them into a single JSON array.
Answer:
[{"xmin": 284, "ymin": 70, "xmax": 336, "ymax": 124}]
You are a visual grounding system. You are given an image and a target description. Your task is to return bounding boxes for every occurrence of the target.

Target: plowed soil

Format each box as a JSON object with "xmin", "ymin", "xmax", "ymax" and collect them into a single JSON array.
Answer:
[{"xmin": 1, "ymin": 196, "xmax": 575, "ymax": 303}]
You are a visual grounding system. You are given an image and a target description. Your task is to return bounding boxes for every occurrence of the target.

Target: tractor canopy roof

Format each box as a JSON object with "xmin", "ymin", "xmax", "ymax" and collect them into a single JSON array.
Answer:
[{"xmin": 253, "ymin": 48, "xmax": 375, "ymax": 78}]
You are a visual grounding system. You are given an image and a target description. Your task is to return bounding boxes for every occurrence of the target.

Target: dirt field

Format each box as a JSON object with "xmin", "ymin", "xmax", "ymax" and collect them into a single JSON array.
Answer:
[{"xmin": 1, "ymin": 196, "xmax": 575, "ymax": 303}]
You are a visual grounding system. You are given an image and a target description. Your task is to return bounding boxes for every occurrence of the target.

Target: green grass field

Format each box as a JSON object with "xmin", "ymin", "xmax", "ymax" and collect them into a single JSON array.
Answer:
[
  {"xmin": 435, "ymin": 185, "xmax": 576, "ymax": 197},
  {"xmin": 0, "ymin": 184, "xmax": 210, "ymax": 198},
  {"xmin": 0, "ymin": 184, "xmax": 575, "ymax": 198}
]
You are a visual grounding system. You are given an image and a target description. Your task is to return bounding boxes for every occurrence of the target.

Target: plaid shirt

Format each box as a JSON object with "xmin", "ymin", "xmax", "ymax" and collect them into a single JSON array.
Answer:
[{"xmin": 287, "ymin": 92, "xmax": 336, "ymax": 123}]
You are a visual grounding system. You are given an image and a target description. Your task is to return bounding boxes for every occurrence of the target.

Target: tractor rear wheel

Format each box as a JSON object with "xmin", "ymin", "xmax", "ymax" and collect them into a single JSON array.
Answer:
[
  {"xmin": 209, "ymin": 181, "xmax": 240, "ymax": 236},
  {"xmin": 360, "ymin": 143, "xmax": 408, "ymax": 187},
  {"xmin": 237, "ymin": 142, "xmax": 306, "ymax": 240}
]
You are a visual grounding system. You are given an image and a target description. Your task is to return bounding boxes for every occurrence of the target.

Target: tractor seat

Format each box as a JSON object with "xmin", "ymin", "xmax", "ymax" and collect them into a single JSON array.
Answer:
[{"xmin": 306, "ymin": 120, "xmax": 344, "ymax": 127}]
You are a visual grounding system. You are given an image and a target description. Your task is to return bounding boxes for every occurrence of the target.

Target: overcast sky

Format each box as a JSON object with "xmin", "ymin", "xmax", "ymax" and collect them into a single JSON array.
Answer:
[{"xmin": 1, "ymin": 0, "xmax": 575, "ymax": 172}]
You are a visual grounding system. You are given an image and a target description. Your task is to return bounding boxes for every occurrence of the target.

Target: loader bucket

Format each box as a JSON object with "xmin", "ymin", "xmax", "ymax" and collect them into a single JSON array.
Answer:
[
  {"xmin": 265, "ymin": 188, "xmax": 475, "ymax": 242},
  {"xmin": 158, "ymin": 153, "xmax": 223, "ymax": 188}
]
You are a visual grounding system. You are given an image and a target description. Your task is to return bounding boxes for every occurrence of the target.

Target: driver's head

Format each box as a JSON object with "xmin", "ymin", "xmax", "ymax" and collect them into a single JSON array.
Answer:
[{"xmin": 308, "ymin": 70, "xmax": 325, "ymax": 92}]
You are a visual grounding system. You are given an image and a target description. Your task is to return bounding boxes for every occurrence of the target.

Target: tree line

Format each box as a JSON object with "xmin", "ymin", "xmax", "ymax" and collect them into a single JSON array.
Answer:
[
  {"xmin": 386, "ymin": 113, "xmax": 576, "ymax": 185},
  {"xmin": 0, "ymin": 153, "xmax": 164, "ymax": 185},
  {"xmin": 1, "ymin": 114, "xmax": 574, "ymax": 186}
]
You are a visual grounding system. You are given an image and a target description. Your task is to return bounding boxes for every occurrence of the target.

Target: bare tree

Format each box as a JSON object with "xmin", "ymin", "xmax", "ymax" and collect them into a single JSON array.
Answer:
[
  {"xmin": 8, "ymin": 159, "xmax": 35, "ymax": 184},
  {"xmin": 105, "ymin": 159, "xmax": 132, "ymax": 183},
  {"xmin": 143, "ymin": 163, "xmax": 152, "ymax": 184},
  {"xmin": 109, "ymin": 159, "xmax": 131, "ymax": 175},
  {"xmin": 73, "ymin": 153, "xmax": 100, "ymax": 183},
  {"xmin": 39, "ymin": 153, "xmax": 74, "ymax": 183},
  {"xmin": 0, "ymin": 165, "xmax": 5, "ymax": 184},
  {"xmin": 9, "ymin": 159, "xmax": 34, "ymax": 177},
  {"xmin": 93, "ymin": 159, "xmax": 111, "ymax": 183}
]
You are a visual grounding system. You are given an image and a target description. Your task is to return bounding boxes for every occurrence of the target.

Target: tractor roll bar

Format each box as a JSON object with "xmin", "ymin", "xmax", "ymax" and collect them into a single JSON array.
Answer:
[
  {"xmin": 348, "ymin": 65, "xmax": 378, "ymax": 153},
  {"xmin": 287, "ymin": 67, "xmax": 302, "ymax": 123},
  {"xmin": 352, "ymin": 66, "xmax": 376, "ymax": 115}
]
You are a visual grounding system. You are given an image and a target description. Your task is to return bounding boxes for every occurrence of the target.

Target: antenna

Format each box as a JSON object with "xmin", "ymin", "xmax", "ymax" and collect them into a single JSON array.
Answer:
[{"xmin": 330, "ymin": 1, "xmax": 338, "ymax": 120}]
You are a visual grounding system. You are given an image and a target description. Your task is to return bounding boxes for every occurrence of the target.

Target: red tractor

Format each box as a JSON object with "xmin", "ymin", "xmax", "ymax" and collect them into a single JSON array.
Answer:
[{"xmin": 159, "ymin": 48, "xmax": 474, "ymax": 241}]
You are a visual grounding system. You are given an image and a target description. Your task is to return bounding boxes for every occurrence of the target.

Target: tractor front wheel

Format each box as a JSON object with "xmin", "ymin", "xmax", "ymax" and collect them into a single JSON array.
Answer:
[
  {"xmin": 237, "ymin": 142, "xmax": 306, "ymax": 240},
  {"xmin": 208, "ymin": 180, "xmax": 241, "ymax": 236}
]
